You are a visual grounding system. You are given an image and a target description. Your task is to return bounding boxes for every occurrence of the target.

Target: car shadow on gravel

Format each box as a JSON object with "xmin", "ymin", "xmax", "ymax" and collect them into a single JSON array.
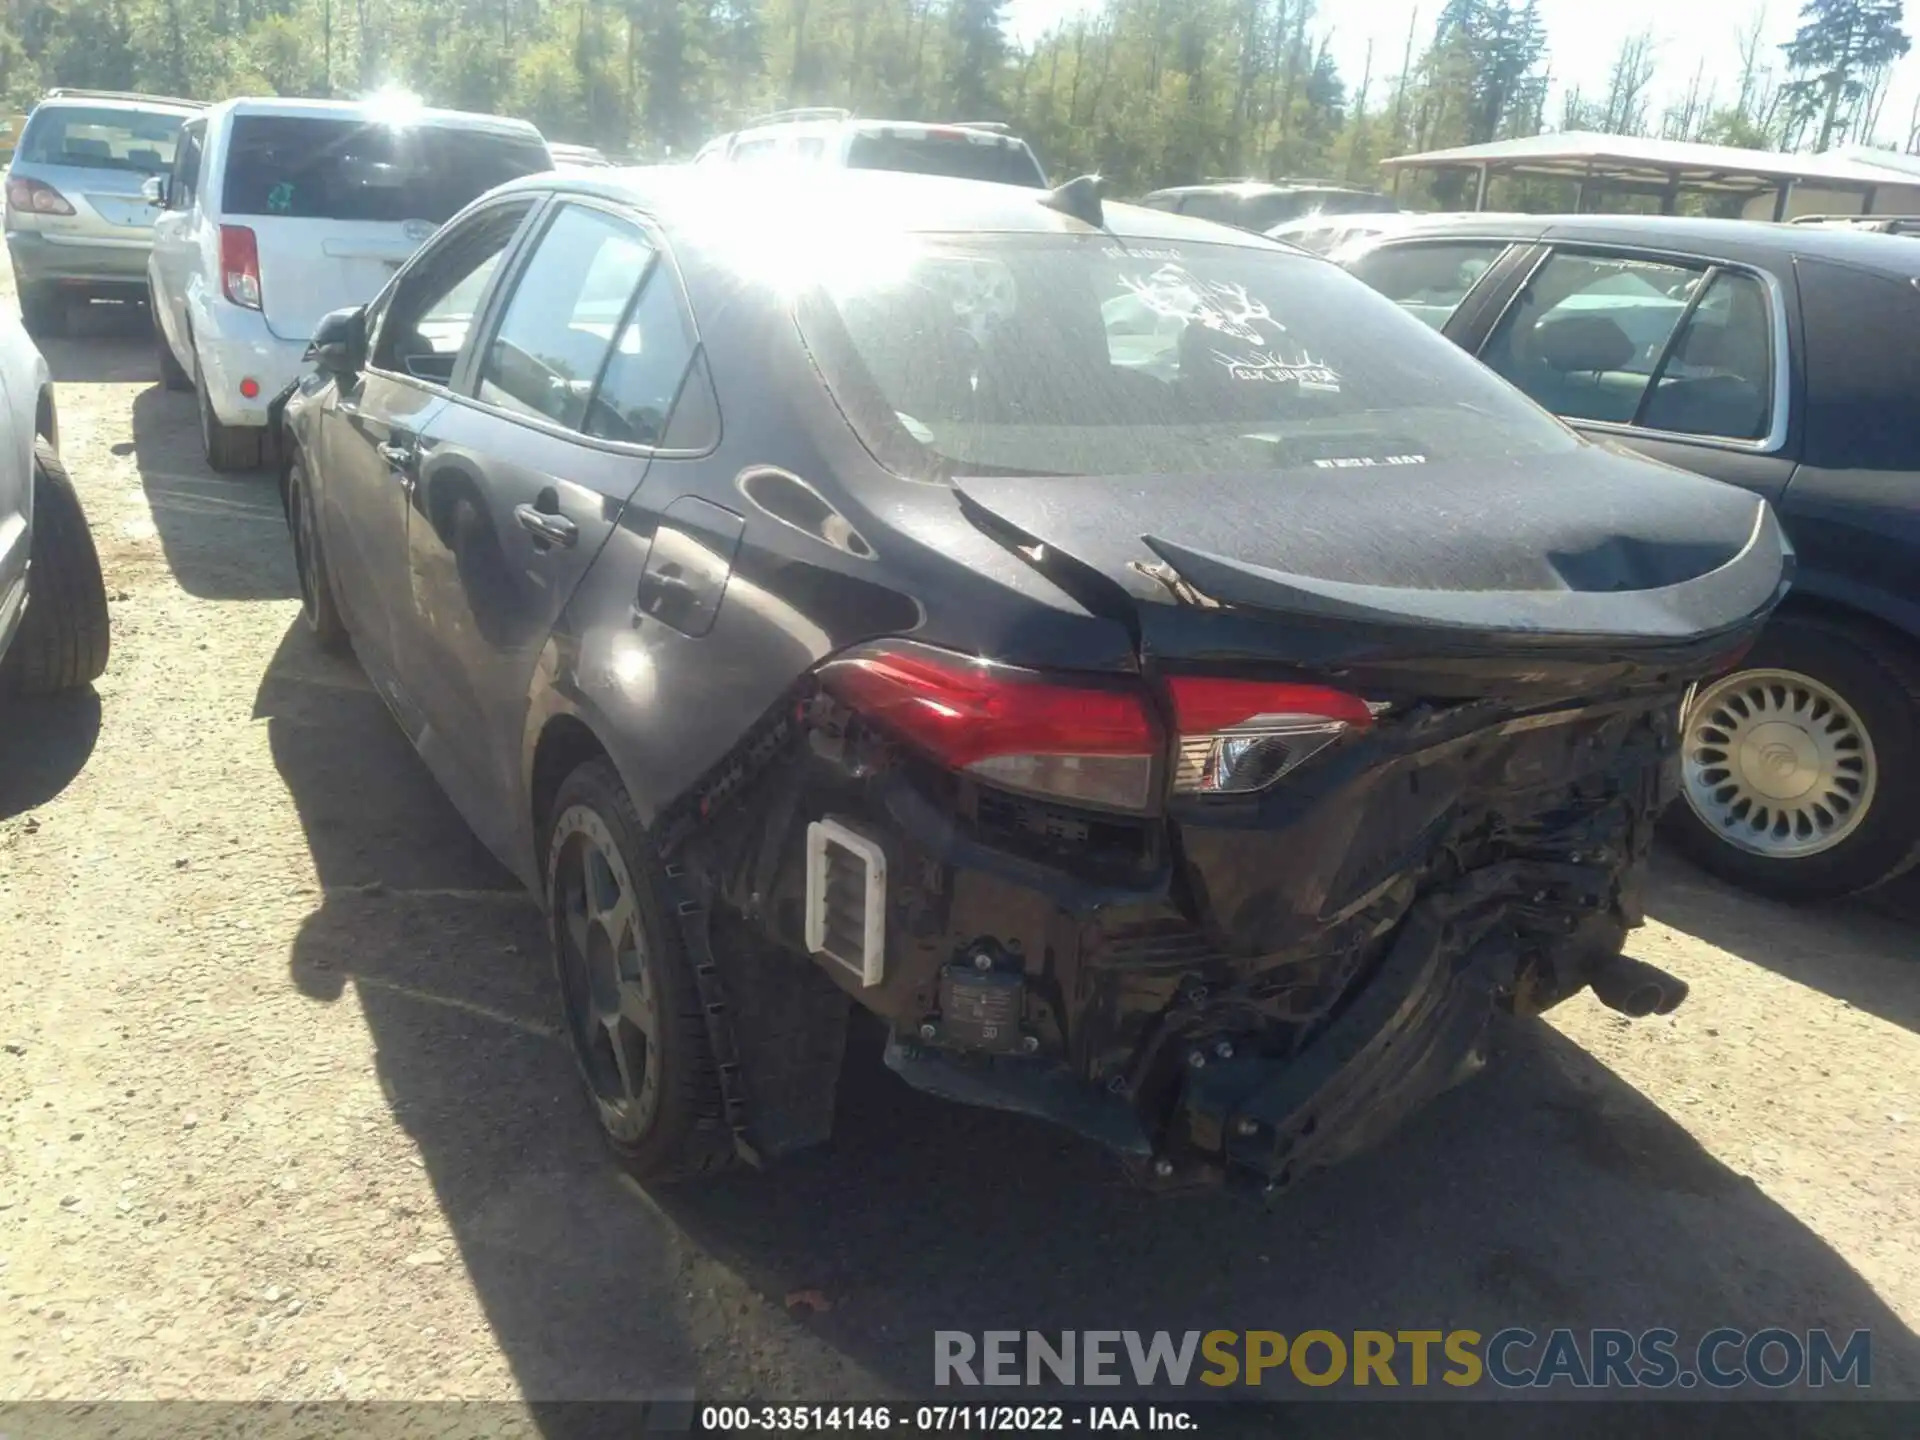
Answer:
[
  {"xmin": 254, "ymin": 622, "xmax": 1920, "ymax": 1421},
  {"xmin": 34, "ymin": 298, "xmax": 156, "ymax": 383},
  {"xmin": 128, "ymin": 383, "xmax": 293, "ymax": 603},
  {"xmin": 1645, "ymin": 859, "xmax": 1919, "ymax": 1036},
  {"xmin": 0, "ymin": 686, "xmax": 101, "ymax": 819}
]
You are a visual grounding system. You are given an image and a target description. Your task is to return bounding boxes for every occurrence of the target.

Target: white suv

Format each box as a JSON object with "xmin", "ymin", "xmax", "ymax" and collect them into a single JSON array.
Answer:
[
  {"xmin": 145, "ymin": 97, "xmax": 551, "ymax": 470},
  {"xmin": 694, "ymin": 110, "xmax": 1047, "ymax": 188}
]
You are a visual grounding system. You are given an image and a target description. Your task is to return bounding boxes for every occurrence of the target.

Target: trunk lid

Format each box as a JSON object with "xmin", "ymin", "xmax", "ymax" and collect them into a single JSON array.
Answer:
[
  {"xmin": 953, "ymin": 444, "xmax": 1788, "ymax": 699},
  {"xmin": 251, "ymin": 218, "xmax": 433, "ymax": 342}
]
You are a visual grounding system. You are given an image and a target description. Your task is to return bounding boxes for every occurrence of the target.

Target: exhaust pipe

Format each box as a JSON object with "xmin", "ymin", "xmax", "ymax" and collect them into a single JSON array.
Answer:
[{"xmin": 1590, "ymin": 955, "xmax": 1689, "ymax": 1018}]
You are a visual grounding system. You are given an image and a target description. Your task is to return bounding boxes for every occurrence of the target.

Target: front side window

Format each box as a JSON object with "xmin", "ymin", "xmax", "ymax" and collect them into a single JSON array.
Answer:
[
  {"xmin": 1345, "ymin": 240, "xmax": 1510, "ymax": 330},
  {"xmin": 20, "ymin": 105, "xmax": 183, "ymax": 174},
  {"xmin": 373, "ymin": 200, "xmax": 533, "ymax": 383},
  {"xmin": 1797, "ymin": 260, "xmax": 1920, "ymax": 469},
  {"xmin": 477, "ymin": 204, "xmax": 654, "ymax": 432},
  {"xmin": 220, "ymin": 117, "xmax": 550, "ymax": 223},
  {"xmin": 1480, "ymin": 252, "xmax": 1702, "ymax": 426},
  {"xmin": 796, "ymin": 231, "xmax": 1576, "ymax": 481}
]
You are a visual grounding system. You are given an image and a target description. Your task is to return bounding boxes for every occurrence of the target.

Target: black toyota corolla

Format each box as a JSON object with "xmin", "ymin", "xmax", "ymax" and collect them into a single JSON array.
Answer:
[{"xmin": 278, "ymin": 166, "xmax": 1790, "ymax": 1192}]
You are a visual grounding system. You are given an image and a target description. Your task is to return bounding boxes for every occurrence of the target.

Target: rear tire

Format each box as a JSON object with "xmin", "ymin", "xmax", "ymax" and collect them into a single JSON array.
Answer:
[
  {"xmin": 1664, "ymin": 613, "xmax": 1919, "ymax": 902},
  {"xmin": 154, "ymin": 301, "xmax": 192, "ymax": 391},
  {"xmin": 19, "ymin": 284, "xmax": 66, "ymax": 339},
  {"xmin": 287, "ymin": 454, "xmax": 349, "ymax": 655},
  {"xmin": 544, "ymin": 758, "xmax": 737, "ymax": 1186},
  {"xmin": 1, "ymin": 439, "xmax": 110, "ymax": 694},
  {"xmin": 193, "ymin": 352, "xmax": 263, "ymax": 472}
]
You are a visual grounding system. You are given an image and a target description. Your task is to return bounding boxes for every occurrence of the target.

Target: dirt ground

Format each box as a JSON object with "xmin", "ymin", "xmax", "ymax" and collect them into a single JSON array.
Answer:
[{"xmin": 1, "ymin": 284, "xmax": 1917, "ymax": 1420}]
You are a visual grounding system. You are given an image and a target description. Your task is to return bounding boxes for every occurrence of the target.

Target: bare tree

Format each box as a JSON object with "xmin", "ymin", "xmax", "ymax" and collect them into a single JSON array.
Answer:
[{"xmin": 1601, "ymin": 28, "xmax": 1657, "ymax": 135}]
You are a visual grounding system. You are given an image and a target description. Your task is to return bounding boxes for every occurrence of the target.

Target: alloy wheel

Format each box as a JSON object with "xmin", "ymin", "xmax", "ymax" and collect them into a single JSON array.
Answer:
[
  {"xmin": 1681, "ymin": 667, "xmax": 1877, "ymax": 859},
  {"xmin": 549, "ymin": 804, "xmax": 663, "ymax": 1142}
]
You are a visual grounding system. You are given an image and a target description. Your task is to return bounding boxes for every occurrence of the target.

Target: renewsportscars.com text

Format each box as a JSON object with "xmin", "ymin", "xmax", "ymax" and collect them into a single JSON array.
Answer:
[{"xmin": 933, "ymin": 1328, "xmax": 1872, "ymax": 1391}]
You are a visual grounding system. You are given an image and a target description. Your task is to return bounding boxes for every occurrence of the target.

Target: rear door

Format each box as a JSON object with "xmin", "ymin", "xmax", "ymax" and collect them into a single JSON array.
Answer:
[
  {"xmin": 148, "ymin": 117, "xmax": 205, "ymax": 357},
  {"xmin": 1470, "ymin": 246, "xmax": 1797, "ymax": 504},
  {"xmin": 216, "ymin": 115, "xmax": 551, "ymax": 342},
  {"xmin": 401, "ymin": 199, "xmax": 704, "ymax": 840}
]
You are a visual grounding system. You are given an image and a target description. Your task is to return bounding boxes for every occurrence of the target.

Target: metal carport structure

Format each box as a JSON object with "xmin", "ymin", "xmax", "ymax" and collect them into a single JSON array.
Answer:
[{"xmin": 1381, "ymin": 132, "xmax": 1920, "ymax": 220}]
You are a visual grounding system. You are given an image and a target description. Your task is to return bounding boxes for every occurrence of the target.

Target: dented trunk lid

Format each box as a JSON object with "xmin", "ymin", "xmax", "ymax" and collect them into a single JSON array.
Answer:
[{"xmin": 953, "ymin": 443, "xmax": 1790, "ymax": 701}]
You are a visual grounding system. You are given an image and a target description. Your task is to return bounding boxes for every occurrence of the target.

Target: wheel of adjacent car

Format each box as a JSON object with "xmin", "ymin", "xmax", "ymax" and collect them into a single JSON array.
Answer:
[
  {"xmin": 18, "ymin": 284, "xmax": 66, "ymax": 340},
  {"xmin": 544, "ymin": 757, "xmax": 737, "ymax": 1184},
  {"xmin": 152, "ymin": 298, "xmax": 192, "ymax": 392},
  {"xmin": 1, "ymin": 439, "xmax": 110, "ymax": 695},
  {"xmin": 193, "ymin": 351, "xmax": 263, "ymax": 472},
  {"xmin": 286, "ymin": 453, "xmax": 350, "ymax": 655},
  {"xmin": 1665, "ymin": 613, "xmax": 1919, "ymax": 902}
]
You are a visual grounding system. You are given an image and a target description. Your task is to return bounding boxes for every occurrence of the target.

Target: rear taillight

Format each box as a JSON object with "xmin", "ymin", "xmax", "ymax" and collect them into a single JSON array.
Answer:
[
  {"xmin": 1169, "ymin": 676, "xmax": 1372, "ymax": 796},
  {"xmin": 5, "ymin": 178, "xmax": 75, "ymax": 216},
  {"xmin": 817, "ymin": 643, "xmax": 1159, "ymax": 812},
  {"xmin": 220, "ymin": 225, "xmax": 262, "ymax": 310}
]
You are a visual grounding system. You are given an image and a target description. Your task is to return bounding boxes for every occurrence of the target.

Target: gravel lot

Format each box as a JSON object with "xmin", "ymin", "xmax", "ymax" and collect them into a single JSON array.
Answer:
[{"xmin": 1, "ymin": 286, "xmax": 1917, "ymax": 1422}]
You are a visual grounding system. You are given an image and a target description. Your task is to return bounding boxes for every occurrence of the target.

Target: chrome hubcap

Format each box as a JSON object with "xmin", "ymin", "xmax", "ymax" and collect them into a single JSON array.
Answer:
[
  {"xmin": 549, "ymin": 806, "xmax": 661, "ymax": 1141},
  {"xmin": 1681, "ymin": 667, "xmax": 1876, "ymax": 858}
]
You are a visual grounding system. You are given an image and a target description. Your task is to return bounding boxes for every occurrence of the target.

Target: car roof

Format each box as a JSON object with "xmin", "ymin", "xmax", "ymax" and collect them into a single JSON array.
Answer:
[
  {"xmin": 1147, "ymin": 182, "xmax": 1384, "ymax": 199},
  {"xmin": 32, "ymin": 94, "xmax": 201, "ymax": 116},
  {"xmin": 204, "ymin": 95, "xmax": 545, "ymax": 141},
  {"xmin": 496, "ymin": 165, "xmax": 1287, "ymax": 248},
  {"xmin": 1358, "ymin": 211, "xmax": 1920, "ymax": 276}
]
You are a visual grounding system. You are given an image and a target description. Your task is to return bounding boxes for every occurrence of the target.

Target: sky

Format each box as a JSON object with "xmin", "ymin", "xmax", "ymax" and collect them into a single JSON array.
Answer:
[{"xmin": 1004, "ymin": 0, "xmax": 1920, "ymax": 153}]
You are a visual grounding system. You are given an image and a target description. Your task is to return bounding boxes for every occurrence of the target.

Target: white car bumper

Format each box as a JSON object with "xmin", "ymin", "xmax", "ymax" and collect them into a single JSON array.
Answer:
[{"xmin": 189, "ymin": 298, "xmax": 310, "ymax": 430}]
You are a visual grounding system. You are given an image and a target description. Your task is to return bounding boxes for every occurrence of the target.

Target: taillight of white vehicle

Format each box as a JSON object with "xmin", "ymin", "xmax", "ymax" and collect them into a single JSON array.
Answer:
[
  {"xmin": 1168, "ymin": 676, "xmax": 1373, "ymax": 796},
  {"xmin": 5, "ymin": 178, "xmax": 75, "ymax": 216},
  {"xmin": 219, "ymin": 225, "xmax": 263, "ymax": 310},
  {"xmin": 816, "ymin": 643, "xmax": 1160, "ymax": 813}
]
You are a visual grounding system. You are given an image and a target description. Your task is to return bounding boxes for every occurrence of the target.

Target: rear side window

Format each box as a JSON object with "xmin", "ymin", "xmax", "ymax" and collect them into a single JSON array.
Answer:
[
  {"xmin": 220, "ymin": 117, "xmax": 550, "ymax": 223},
  {"xmin": 796, "ymin": 232, "xmax": 1575, "ymax": 481},
  {"xmin": 1480, "ymin": 252, "xmax": 1699, "ymax": 425},
  {"xmin": 1797, "ymin": 260, "xmax": 1920, "ymax": 470},
  {"xmin": 586, "ymin": 261, "xmax": 700, "ymax": 445},
  {"xmin": 845, "ymin": 132, "xmax": 1045, "ymax": 188},
  {"xmin": 1346, "ymin": 241, "xmax": 1509, "ymax": 329},
  {"xmin": 19, "ymin": 105, "xmax": 183, "ymax": 173},
  {"xmin": 477, "ymin": 204, "xmax": 653, "ymax": 433},
  {"xmin": 169, "ymin": 120, "xmax": 205, "ymax": 210}
]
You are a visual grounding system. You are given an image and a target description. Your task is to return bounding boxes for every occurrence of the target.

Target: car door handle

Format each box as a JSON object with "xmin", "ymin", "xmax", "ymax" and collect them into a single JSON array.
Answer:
[
  {"xmin": 514, "ymin": 504, "xmax": 578, "ymax": 548},
  {"xmin": 376, "ymin": 440, "xmax": 415, "ymax": 470}
]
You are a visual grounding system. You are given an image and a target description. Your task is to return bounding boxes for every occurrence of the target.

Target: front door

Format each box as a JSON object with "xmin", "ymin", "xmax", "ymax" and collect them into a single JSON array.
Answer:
[
  {"xmin": 312, "ymin": 196, "xmax": 537, "ymax": 720},
  {"xmin": 403, "ymin": 199, "xmax": 701, "ymax": 840}
]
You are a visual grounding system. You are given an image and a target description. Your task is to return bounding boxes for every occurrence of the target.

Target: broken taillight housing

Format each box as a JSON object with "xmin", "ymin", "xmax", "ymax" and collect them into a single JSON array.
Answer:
[
  {"xmin": 1168, "ymin": 676, "xmax": 1373, "ymax": 796},
  {"xmin": 816, "ymin": 643, "xmax": 1159, "ymax": 812}
]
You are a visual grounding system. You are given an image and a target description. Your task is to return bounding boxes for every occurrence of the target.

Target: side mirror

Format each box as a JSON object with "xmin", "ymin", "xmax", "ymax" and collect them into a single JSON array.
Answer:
[
  {"xmin": 141, "ymin": 174, "xmax": 168, "ymax": 208},
  {"xmin": 305, "ymin": 305, "xmax": 368, "ymax": 376}
]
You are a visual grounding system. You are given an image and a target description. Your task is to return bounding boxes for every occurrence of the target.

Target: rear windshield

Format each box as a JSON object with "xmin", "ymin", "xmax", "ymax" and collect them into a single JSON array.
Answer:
[
  {"xmin": 796, "ymin": 233, "xmax": 1575, "ymax": 480},
  {"xmin": 845, "ymin": 132, "xmax": 1045, "ymax": 188},
  {"xmin": 221, "ymin": 117, "xmax": 551, "ymax": 223},
  {"xmin": 19, "ymin": 106, "xmax": 183, "ymax": 174}
]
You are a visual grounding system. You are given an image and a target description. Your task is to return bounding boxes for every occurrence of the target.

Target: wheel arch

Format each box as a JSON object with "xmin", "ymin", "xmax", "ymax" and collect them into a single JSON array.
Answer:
[
  {"xmin": 1770, "ymin": 590, "xmax": 1920, "ymax": 675},
  {"xmin": 34, "ymin": 384, "xmax": 56, "ymax": 450},
  {"xmin": 529, "ymin": 709, "xmax": 618, "ymax": 878}
]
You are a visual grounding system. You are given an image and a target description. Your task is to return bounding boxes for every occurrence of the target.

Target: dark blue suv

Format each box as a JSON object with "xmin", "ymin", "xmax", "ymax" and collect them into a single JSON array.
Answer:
[{"xmin": 1341, "ymin": 215, "xmax": 1920, "ymax": 901}]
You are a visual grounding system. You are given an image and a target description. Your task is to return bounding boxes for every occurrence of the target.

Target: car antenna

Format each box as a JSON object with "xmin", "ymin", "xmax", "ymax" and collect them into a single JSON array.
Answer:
[{"xmin": 1039, "ymin": 174, "xmax": 1105, "ymax": 229}]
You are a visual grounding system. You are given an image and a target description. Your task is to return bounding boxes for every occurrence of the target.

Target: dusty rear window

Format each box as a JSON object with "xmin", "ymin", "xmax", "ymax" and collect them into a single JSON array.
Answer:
[
  {"xmin": 221, "ymin": 117, "xmax": 550, "ymax": 223},
  {"xmin": 19, "ymin": 106, "xmax": 184, "ymax": 173},
  {"xmin": 795, "ymin": 232, "xmax": 1574, "ymax": 480}
]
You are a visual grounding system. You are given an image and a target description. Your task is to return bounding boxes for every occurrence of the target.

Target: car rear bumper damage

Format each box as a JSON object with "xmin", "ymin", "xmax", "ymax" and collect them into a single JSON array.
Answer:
[{"xmin": 676, "ymin": 676, "xmax": 1702, "ymax": 1193}]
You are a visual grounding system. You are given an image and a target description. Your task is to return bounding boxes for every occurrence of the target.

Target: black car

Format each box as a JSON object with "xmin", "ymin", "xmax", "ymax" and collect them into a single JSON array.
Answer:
[
  {"xmin": 278, "ymin": 169, "xmax": 1785, "ymax": 1191},
  {"xmin": 1336, "ymin": 215, "xmax": 1920, "ymax": 903},
  {"xmin": 1139, "ymin": 181, "xmax": 1397, "ymax": 233}
]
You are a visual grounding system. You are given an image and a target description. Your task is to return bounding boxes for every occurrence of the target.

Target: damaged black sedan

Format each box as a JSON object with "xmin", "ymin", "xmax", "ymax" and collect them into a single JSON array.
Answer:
[{"xmin": 278, "ymin": 166, "xmax": 1790, "ymax": 1192}]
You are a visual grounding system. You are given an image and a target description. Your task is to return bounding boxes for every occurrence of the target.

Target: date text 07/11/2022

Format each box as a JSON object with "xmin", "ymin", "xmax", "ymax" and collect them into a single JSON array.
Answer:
[{"xmin": 699, "ymin": 1404, "xmax": 1197, "ymax": 1432}]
